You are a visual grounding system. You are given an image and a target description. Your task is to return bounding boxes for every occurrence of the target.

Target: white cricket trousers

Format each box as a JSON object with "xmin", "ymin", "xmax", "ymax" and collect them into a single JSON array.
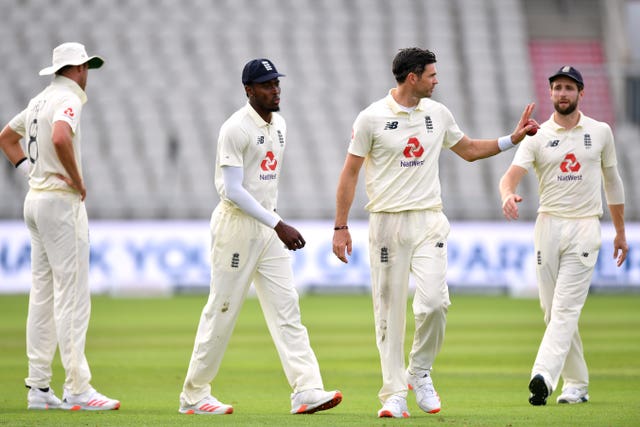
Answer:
[
  {"xmin": 23, "ymin": 189, "xmax": 92, "ymax": 394},
  {"xmin": 369, "ymin": 209, "xmax": 451, "ymax": 403},
  {"xmin": 532, "ymin": 213, "xmax": 600, "ymax": 392},
  {"xmin": 181, "ymin": 202, "xmax": 324, "ymax": 405}
]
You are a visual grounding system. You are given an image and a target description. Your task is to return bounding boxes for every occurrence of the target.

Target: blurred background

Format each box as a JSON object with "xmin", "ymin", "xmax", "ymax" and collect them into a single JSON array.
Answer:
[
  {"xmin": 2, "ymin": 0, "xmax": 640, "ymax": 221},
  {"xmin": 1, "ymin": 0, "xmax": 638, "ymax": 294}
]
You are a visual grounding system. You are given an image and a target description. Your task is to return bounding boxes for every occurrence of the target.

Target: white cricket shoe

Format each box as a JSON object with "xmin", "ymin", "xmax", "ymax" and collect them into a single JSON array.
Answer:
[
  {"xmin": 407, "ymin": 369, "xmax": 441, "ymax": 413},
  {"xmin": 27, "ymin": 387, "xmax": 62, "ymax": 410},
  {"xmin": 179, "ymin": 395, "xmax": 233, "ymax": 415},
  {"xmin": 557, "ymin": 387, "xmax": 589, "ymax": 404},
  {"xmin": 61, "ymin": 387, "xmax": 120, "ymax": 411},
  {"xmin": 290, "ymin": 389, "xmax": 342, "ymax": 414},
  {"xmin": 377, "ymin": 395, "xmax": 410, "ymax": 418}
]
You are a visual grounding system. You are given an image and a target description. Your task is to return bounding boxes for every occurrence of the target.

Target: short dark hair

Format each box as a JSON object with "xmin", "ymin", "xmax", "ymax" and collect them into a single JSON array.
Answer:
[{"xmin": 392, "ymin": 48, "xmax": 437, "ymax": 83}]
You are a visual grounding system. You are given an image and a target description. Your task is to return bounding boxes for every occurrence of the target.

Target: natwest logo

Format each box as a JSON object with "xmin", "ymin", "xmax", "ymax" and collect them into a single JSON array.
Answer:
[
  {"xmin": 261, "ymin": 151, "xmax": 277, "ymax": 171},
  {"xmin": 560, "ymin": 153, "xmax": 580, "ymax": 173},
  {"xmin": 403, "ymin": 137, "xmax": 424, "ymax": 158}
]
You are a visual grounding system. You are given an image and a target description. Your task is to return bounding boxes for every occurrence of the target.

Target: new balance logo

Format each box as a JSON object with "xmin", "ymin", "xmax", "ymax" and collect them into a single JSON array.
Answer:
[
  {"xmin": 231, "ymin": 253, "xmax": 240, "ymax": 268},
  {"xmin": 384, "ymin": 121, "xmax": 398, "ymax": 130},
  {"xmin": 256, "ymin": 136, "xmax": 265, "ymax": 145},
  {"xmin": 547, "ymin": 140, "xmax": 560, "ymax": 147},
  {"xmin": 435, "ymin": 242, "xmax": 444, "ymax": 248}
]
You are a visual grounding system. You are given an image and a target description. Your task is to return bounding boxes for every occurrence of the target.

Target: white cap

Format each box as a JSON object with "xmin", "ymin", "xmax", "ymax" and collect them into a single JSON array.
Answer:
[{"xmin": 39, "ymin": 42, "xmax": 104, "ymax": 76}]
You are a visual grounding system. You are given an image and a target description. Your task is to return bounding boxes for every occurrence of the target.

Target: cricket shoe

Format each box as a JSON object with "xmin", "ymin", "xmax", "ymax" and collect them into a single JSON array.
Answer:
[
  {"xmin": 557, "ymin": 387, "xmax": 589, "ymax": 404},
  {"xmin": 179, "ymin": 395, "xmax": 233, "ymax": 415},
  {"xmin": 528, "ymin": 374, "xmax": 552, "ymax": 406},
  {"xmin": 27, "ymin": 387, "xmax": 62, "ymax": 410},
  {"xmin": 407, "ymin": 369, "xmax": 441, "ymax": 413},
  {"xmin": 61, "ymin": 387, "xmax": 120, "ymax": 411},
  {"xmin": 290, "ymin": 389, "xmax": 342, "ymax": 414},
  {"xmin": 378, "ymin": 395, "xmax": 410, "ymax": 418}
]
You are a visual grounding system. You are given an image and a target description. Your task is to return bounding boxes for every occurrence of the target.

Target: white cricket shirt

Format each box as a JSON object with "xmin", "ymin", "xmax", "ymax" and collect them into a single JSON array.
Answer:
[
  {"xmin": 215, "ymin": 102, "xmax": 286, "ymax": 212},
  {"xmin": 349, "ymin": 91, "xmax": 464, "ymax": 213},
  {"xmin": 9, "ymin": 75, "xmax": 86, "ymax": 192},
  {"xmin": 512, "ymin": 112, "xmax": 617, "ymax": 218}
]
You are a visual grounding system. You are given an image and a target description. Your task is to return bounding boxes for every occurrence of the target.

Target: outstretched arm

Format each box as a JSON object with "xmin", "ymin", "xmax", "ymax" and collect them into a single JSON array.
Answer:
[
  {"xmin": 499, "ymin": 165, "xmax": 527, "ymax": 220},
  {"xmin": 450, "ymin": 103, "xmax": 538, "ymax": 162}
]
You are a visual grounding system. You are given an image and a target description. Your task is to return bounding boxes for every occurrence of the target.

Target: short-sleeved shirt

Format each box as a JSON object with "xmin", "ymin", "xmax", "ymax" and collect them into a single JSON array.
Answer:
[
  {"xmin": 215, "ymin": 102, "xmax": 286, "ymax": 212},
  {"xmin": 9, "ymin": 75, "xmax": 87, "ymax": 192},
  {"xmin": 512, "ymin": 112, "xmax": 617, "ymax": 218},
  {"xmin": 349, "ymin": 90, "xmax": 464, "ymax": 213}
]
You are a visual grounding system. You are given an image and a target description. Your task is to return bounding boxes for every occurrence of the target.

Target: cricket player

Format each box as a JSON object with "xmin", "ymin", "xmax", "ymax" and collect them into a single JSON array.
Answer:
[
  {"xmin": 332, "ymin": 47, "xmax": 536, "ymax": 418},
  {"xmin": 500, "ymin": 65, "xmax": 628, "ymax": 406},
  {"xmin": 0, "ymin": 42, "xmax": 120, "ymax": 410},
  {"xmin": 178, "ymin": 58, "xmax": 342, "ymax": 415}
]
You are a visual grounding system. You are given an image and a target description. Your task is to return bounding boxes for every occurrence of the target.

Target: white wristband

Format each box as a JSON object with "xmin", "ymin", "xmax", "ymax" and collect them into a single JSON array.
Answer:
[
  {"xmin": 15, "ymin": 157, "xmax": 30, "ymax": 177},
  {"xmin": 498, "ymin": 135, "xmax": 515, "ymax": 152}
]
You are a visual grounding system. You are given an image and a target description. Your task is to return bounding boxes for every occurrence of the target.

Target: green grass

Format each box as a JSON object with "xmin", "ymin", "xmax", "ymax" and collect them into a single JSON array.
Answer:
[{"xmin": 0, "ymin": 293, "xmax": 639, "ymax": 426}]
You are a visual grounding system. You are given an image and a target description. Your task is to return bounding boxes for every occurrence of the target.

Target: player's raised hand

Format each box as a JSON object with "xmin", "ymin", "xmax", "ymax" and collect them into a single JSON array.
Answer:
[
  {"xmin": 332, "ymin": 228, "xmax": 352, "ymax": 263},
  {"xmin": 511, "ymin": 103, "xmax": 538, "ymax": 144},
  {"xmin": 502, "ymin": 193, "xmax": 523, "ymax": 220},
  {"xmin": 274, "ymin": 221, "xmax": 306, "ymax": 251}
]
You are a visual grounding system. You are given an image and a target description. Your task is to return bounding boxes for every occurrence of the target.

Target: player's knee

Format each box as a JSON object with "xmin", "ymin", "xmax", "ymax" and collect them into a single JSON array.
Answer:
[{"xmin": 413, "ymin": 296, "xmax": 449, "ymax": 318}]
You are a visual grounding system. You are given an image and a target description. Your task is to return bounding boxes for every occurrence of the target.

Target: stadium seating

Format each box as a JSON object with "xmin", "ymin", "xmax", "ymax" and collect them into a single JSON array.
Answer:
[{"xmin": 0, "ymin": 0, "xmax": 636, "ymax": 222}]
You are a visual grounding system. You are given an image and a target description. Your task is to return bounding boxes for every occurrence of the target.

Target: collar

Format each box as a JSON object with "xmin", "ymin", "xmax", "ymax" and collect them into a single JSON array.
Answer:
[
  {"xmin": 246, "ymin": 102, "xmax": 271, "ymax": 128},
  {"xmin": 385, "ymin": 89, "xmax": 425, "ymax": 114},
  {"xmin": 548, "ymin": 111, "xmax": 584, "ymax": 131},
  {"xmin": 52, "ymin": 75, "xmax": 87, "ymax": 104}
]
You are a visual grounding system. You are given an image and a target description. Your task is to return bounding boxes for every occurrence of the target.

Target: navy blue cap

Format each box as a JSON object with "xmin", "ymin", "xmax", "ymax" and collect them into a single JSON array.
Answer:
[
  {"xmin": 241, "ymin": 59, "xmax": 285, "ymax": 85},
  {"xmin": 548, "ymin": 65, "xmax": 584, "ymax": 88}
]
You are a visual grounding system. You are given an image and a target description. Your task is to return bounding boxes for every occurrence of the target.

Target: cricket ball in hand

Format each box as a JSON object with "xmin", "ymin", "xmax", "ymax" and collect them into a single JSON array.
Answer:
[{"xmin": 526, "ymin": 119, "xmax": 538, "ymax": 136}]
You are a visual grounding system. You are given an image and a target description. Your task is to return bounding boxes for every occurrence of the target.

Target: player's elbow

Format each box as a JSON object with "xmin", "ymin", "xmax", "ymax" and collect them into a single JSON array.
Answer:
[
  {"xmin": 224, "ymin": 185, "xmax": 241, "ymax": 203},
  {"xmin": 51, "ymin": 136, "xmax": 66, "ymax": 148},
  {"xmin": 459, "ymin": 150, "xmax": 480, "ymax": 162},
  {"xmin": 51, "ymin": 130, "xmax": 74, "ymax": 149},
  {"xmin": 51, "ymin": 122, "xmax": 74, "ymax": 148},
  {"xmin": 454, "ymin": 144, "xmax": 483, "ymax": 162}
]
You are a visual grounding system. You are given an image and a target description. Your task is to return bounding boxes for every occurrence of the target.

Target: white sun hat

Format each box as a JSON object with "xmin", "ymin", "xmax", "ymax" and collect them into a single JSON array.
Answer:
[{"xmin": 39, "ymin": 42, "xmax": 104, "ymax": 76}]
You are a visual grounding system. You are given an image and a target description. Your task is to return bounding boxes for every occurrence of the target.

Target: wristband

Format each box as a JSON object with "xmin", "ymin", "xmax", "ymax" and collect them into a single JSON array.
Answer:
[
  {"xmin": 498, "ymin": 135, "xmax": 515, "ymax": 152},
  {"xmin": 334, "ymin": 225, "xmax": 348, "ymax": 230},
  {"xmin": 15, "ymin": 157, "xmax": 30, "ymax": 177}
]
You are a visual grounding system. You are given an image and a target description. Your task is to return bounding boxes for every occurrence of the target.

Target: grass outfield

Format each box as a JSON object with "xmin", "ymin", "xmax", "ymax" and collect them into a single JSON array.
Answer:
[{"xmin": 0, "ymin": 293, "xmax": 639, "ymax": 426}]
